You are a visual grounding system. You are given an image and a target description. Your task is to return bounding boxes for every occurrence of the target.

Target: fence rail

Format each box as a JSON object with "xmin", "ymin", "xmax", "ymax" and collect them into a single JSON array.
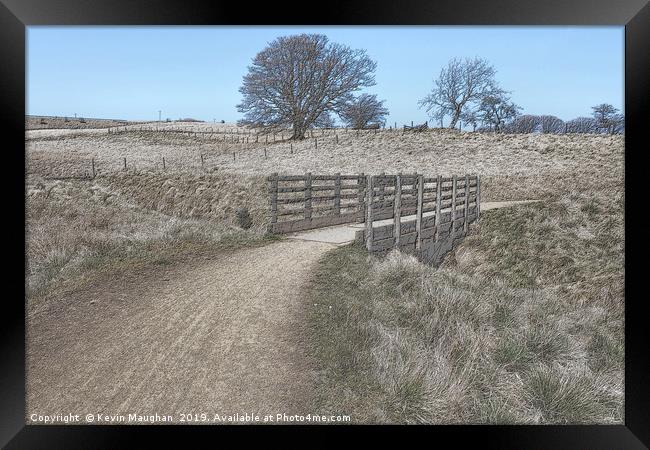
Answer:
[
  {"xmin": 358, "ymin": 173, "xmax": 479, "ymax": 264},
  {"xmin": 267, "ymin": 172, "xmax": 366, "ymax": 233},
  {"xmin": 267, "ymin": 171, "xmax": 481, "ymax": 265}
]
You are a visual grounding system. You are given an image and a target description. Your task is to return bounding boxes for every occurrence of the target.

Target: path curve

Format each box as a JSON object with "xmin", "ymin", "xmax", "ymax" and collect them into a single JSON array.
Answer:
[
  {"xmin": 27, "ymin": 240, "xmax": 336, "ymax": 423},
  {"xmin": 27, "ymin": 199, "xmax": 537, "ymax": 423}
]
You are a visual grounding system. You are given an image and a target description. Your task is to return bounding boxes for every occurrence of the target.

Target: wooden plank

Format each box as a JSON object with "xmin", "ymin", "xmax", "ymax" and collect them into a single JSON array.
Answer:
[
  {"xmin": 393, "ymin": 174, "xmax": 402, "ymax": 246},
  {"xmin": 334, "ymin": 173, "xmax": 341, "ymax": 215},
  {"xmin": 415, "ymin": 174, "xmax": 424, "ymax": 250},
  {"xmin": 365, "ymin": 175, "xmax": 374, "ymax": 251},
  {"xmin": 271, "ymin": 211, "xmax": 360, "ymax": 233},
  {"xmin": 304, "ymin": 172, "xmax": 312, "ymax": 219}
]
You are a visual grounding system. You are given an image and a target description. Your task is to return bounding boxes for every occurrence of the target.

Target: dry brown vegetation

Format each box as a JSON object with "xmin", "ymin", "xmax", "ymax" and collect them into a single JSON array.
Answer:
[
  {"xmin": 306, "ymin": 178, "xmax": 624, "ymax": 424},
  {"xmin": 26, "ymin": 172, "xmax": 273, "ymax": 314},
  {"xmin": 26, "ymin": 120, "xmax": 623, "ymax": 424}
]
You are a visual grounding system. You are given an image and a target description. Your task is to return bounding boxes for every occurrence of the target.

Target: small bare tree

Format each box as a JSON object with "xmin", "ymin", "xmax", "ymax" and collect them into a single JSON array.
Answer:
[
  {"xmin": 339, "ymin": 94, "xmax": 389, "ymax": 129},
  {"xmin": 566, "ymin": 117, "xmax": 598, "ymax": 134},
  {"xmin": 505, "ymin": 114, "xmax": 540, "ymax": 134},
  {"xmin": 592, "ymin": 103, "xmax": 623, "ymax": 134},
  {"xmin": 539, "ymin": 115, "xmax": 565, "ymax": 134},
  {"xmin": 476, "ymin": 90, "xmax": 521, "ymax": 132},
  {"xmin": 237, "ymin": 34, "xmax": 377, "ymax": 140},
  {"xmin": 419, "ymin": 57, "xmax": 499, "ymax": 129}
]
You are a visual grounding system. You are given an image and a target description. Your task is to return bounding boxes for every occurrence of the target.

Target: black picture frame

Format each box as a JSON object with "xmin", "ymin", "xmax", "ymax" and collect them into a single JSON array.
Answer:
[{"xmin": 2, "ymin": 0, "xmax": 648, "ymax": 447}]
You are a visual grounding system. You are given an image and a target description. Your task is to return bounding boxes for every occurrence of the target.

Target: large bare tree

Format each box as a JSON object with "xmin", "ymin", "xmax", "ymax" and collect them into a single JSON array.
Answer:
[
  {"xmin": 419, "ymin": 57, "xmax": 499, "ymax": 129},
  {"xmin": 237, "ymin": 34, "xmax": 377, "ymax": 140},
  {"xmin": 339, "ymin": 94, "xmax": 389, "ymax": 129}
]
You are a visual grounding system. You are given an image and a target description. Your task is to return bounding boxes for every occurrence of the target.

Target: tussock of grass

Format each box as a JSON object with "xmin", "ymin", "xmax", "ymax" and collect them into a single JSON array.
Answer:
[{"xmin": 307, "ymin": 185, "xmax": 623, "ymax": 424}]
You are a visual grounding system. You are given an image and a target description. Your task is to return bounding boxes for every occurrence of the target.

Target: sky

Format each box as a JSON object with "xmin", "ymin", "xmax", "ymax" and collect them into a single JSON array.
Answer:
[{"xmin": 26, "ymin": 26, "xmax": 624, "ymax": 125}]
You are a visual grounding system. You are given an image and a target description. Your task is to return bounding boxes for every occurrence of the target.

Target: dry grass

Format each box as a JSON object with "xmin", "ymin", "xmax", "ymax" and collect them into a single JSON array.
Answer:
[
  {"xmin": 26, "ymin": 172, "xmax": 275, "ymax": 314},
  {"xmin": 306, "ymin": 182, "xmax": 623, "ymax": 424},
  {"xmin": 26, "ymin": 124, "xmax": 623, "ymax": 185}
]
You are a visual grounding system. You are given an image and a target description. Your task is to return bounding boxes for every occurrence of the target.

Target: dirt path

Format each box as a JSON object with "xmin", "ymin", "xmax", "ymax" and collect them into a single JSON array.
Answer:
[
  {"xmin": 27, "ymin": 240, "xmax": 336, "ymax": 423},
  {"xmin": 27, "ymin": 199, "xmax": 537, "ymax": 423}
]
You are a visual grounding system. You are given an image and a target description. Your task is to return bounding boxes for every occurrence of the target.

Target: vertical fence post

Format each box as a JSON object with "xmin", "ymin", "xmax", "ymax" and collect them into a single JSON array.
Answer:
[
  {"xmin": 304, "ymin": 172, "xmax": 312, "ymax": 220},
  {"xmin": 335, "ymin": 134, "xmax": 338, "ymax": 145},
  {"xmin": 268, "ymin": 172, "xmax": 278, "ymax": 233},
  {"xmin": 290, "ymin": 143, "xmax": 293, "ymax": 154},
  {"xmin": 464, "ymin": 174, "xmax": 470, "ymax": 232},
  {"xmin": 233, "ymin": 152, "xmax": 236, "ymax": 162},
  {"xmin": 334, "ymin": 173, "xmax": 341, "ymax": 216},
  {"xmin": 415, "ymin": 174, "xmax": 424, "ymax": 250},
  {"xmin": 123, "ymin": 157, "xmax": 127, "ymax": 170},
  {"xmin": 314, "ymin": 138, "xmax": 318, "ymax": 150},
  {"xmin": 357, "ymin": 172, "xmax": 365, "ymax": 223},
  {"xmin": 476, "ymin": 175, "xmax": 481, "ymax": 220},
  {"xmin": 200, "ymin": 154, "xmax": 204, "ymax": 168},
  {"xmin": 393, "ymin": 174, "xmax": 402, "ymax": 247},
  {"xmin": 378, "ymin": 172, "xmax": 385, "ymax": 204},
  {"xmin": 365, "ymin": 175, "xmax": 374, "ymax": 251},
  {"xmin": 434, "ymin": 175, "xmax": 442, "ymax": 242},
  {"xmin": 451, "ymin": 175, "xmax": 458, "ymax": 237},
  {"xmin": 91, "ymin": 158, "xmax": 96, "ymax": 178},
  {"xmin": 162, "ymin": 157, "xmax": 166, "ymax": 170}
]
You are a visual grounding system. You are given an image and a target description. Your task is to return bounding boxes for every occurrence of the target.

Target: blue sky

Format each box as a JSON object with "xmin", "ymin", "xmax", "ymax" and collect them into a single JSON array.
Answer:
[{"xmin": 27, "ymin": 26, "xmax": 624, "ymax": 125}]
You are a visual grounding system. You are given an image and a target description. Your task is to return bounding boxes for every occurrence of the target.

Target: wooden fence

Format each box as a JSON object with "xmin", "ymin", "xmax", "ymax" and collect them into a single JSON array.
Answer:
[
  {"xmin": 267, "ymin": 173, "xmax": 366, "ymax": 233},
  {"xmin": 267, "ymin": 172, "xmax": 481, "ymax": 265},
  {"xmin": 357, "ymin": 173, "xmax": 480, "ymax": 264}
]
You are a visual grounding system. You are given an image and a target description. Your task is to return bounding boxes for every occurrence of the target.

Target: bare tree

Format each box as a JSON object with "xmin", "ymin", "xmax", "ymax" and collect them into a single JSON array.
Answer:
[
  {"xmin": 476, "ymin": 90, "xmax": 521, "ymax": 132},
  {"xmin": 591, "ymin": 103, "xmax": 625, "ymax": 134},
  {"xmin": 339, "ymin": 94, "xmax": 389, "ymax": 129},
  {"xmin": 505, "ymin": 114, "xmax": 540, "ymax": 134},
  {"xmin": 419, "ymin": 57, "xmax": 499, "ymax": 129},
  {"xmin": 237, "ymin": 34, "xmax": 377, "ymax": 140},
  {"xmin": 539, "ymin": 115, "xmax": 565, "ymax": 134},
  {"xmin": 610, "ymin": 113, "xmax": 625, "ymax": 134},
  {"xmin": 566, "ymin": 117, "xmax": 598, "ymax": 134}
]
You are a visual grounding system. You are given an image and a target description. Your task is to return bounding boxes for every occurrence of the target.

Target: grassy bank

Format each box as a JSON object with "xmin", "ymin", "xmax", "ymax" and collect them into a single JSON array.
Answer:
[
  {"xmin": 306, "ymin": 186, "xmax": 623, "ymax": 424},
  {"xmin": 26, "ymin": 174, "xmax": 277, "ymax": 314}
]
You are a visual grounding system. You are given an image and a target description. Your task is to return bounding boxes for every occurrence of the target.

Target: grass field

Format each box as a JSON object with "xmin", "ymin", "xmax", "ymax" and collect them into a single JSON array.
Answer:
[
  {"xmin": 306, "ymin": 181, "xmax": 624, "ymax": 424},
  {"xmin": 26, "ymin": 120, "xmax": 624, "ymax": 424}
]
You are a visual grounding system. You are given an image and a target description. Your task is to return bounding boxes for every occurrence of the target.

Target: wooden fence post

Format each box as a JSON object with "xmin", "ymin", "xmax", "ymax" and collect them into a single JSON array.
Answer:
[
  {"xmin": 476, "ymin": 175, "xmax": 481, "ymax": 220},
  {"xmin": 123, "ymin": 157, "xmax": 127, "ymax": 170},
  {"xmin": 200, "ymin": 154, "xmax": 204, "ymax": 167},
  {"xmin": 357, "ymin": 172, "xmax": 365, "ymax": 223},
  {"xmin": 91, "ymin": 158, "xmax": 96, "ymax": 178},
  {"xmin": 378, "ymin": 172, "xmax": 385, "ymax": 203},
  {"xmin": 365, "ymin": 175, "xmax": 374, "ymax": 251},
  {"xmin": 334, "ymin": 173, "xmax": 341, "ymax": 216},
  {"xmin": 451, "ymin": 175, "xmax": 458, "ymax": 236},
  {"xmin": 393, "ymin": 174, "xmax": 402, "ymax": 247},
  {"xmin": 290, "ymin": 143, "xmax": 293, "ymax": 154},
  {"xmin": 314, "ymin": 138, "xmax": 318, "ymax": 150},
  {"xmin": 233, "ymin": 152, "xmax": 236, "ymax": 162},
  {"xmin": 464, "ymin": 174, "xmax": 470, "ymax": 232},
  {"xmin": 415, "ymin": 174, "xmax": 424, "ymax": 250},
  {"xmin": 434, "ymin": 175, "xmax": 442, "ymax": 241},
  {"xmin": 269, "ymin": 172, "xmax": 278, "ymax": 233},
  {"xmin": 304, "ymin": 173, "xmax": 312, "ymax": 220},
  {"xmin": 264, "ymin": 148, "xmax": 267, "ymax": 158}
]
